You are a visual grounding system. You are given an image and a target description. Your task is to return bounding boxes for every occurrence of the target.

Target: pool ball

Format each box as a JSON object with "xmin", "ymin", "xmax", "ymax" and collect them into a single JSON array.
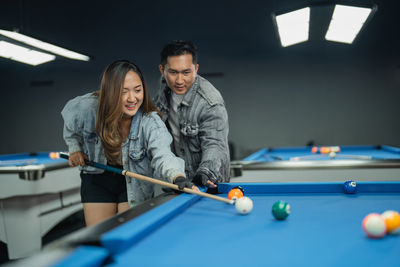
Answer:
[
  {"xmin": 272, "ymin": 201, "xmax": 290, "ymax": 220},
  {"xmin": 330, "ymin": 146, "xmax": 341, "ymax": 153},
  {"xmin": 362, "ymin": 213, "xmax": 387, "ymax": 238},
  {"xmin": 232, "ymin": 186, "xmax": 244, "ymax": 194},
  {"xmin": 320, "ymin": 147, "xmax": 330, "ymax": 154},
  {"xmin": 49, "ymin": 152, "xmax": 59, "ymax": 159},
  {"xmin": 235, "ymin": 196, "xmax": 253, "ymax": 215},
  {"xmin": 343, "ymin": 180, "xmax": 356, "ymax": 194},
  {"xmin": 228, "ymin": 188, "xmax": 244, "ymax": 200},
  {"xmin": 311, "ymin": 146, "xmax": 318, "ymax": 154},
  {"xmin": 381, "ymin": 210, "xmax": 400, "ymax": 234},
  {"xmin": 329, "ymin": 151, "xmax": 336, "ymax": 158}
]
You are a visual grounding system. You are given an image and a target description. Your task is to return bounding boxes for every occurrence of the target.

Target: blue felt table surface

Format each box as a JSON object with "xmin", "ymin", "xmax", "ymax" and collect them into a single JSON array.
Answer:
[
  {"xmin": 244, "ymin": 145, "xmax": 400, "ymax": 161},
  {"xmin": 0, "ymin": 152, "xmax": 65, "ymax": 166},
  {"xmin": 102, "ymin": 182, "xmax": 400, "ymax": 267}
]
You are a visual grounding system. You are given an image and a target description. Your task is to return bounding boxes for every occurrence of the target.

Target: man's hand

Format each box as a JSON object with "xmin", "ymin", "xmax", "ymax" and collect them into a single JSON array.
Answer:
[
  {"xmin": 69, "ymin": 151, "xmax": 88, "ymax": 167},
  {"xmin": 192, "ymin": 173, "xmax": 217, "ymax": 188},
  {"xmin": 173, "ymin": 176, "xmax": 198, "ymax": 191}
]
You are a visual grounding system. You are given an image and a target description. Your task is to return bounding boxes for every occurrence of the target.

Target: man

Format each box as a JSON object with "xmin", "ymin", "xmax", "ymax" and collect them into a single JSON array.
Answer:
[{"xmin": 153, "ymin": 40, "xmax": 230, "ymax": 189}]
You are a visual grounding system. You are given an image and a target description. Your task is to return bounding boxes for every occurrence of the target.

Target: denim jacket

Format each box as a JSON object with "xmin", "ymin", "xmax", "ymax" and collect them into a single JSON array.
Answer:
[
  {"xmin": 61, "ymin": 92, "xmax": 185, "ymax": 207},
  {"xmin": 153, "ymin": 75, "xmax": 230, "ymax": 183}
]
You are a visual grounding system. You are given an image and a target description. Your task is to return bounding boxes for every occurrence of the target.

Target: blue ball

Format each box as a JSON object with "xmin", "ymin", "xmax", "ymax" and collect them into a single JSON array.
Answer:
[{"xmin": 344, "ymin": 180, "xmax": 357, "ymax": 194}]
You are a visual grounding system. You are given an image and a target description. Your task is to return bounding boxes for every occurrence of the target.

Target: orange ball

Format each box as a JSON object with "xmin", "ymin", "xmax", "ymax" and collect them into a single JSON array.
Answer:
[
  {"xmin": 320, "ymin": 147, "xmax": 330, "ymax": 154},
  {"xmin": 228, "ymin": 189, "xmax": 244, "ymax": 200},
  {"xmin": 49, "ymin": 152, "xmax": 59, "ymax": 159},
  {"xmin": 381, "ymin": 210, "xmax": 400, "ymax": 234},
  {"xmin": 311, "ymin": 146, "xmax": 318, "ymax": 154}
]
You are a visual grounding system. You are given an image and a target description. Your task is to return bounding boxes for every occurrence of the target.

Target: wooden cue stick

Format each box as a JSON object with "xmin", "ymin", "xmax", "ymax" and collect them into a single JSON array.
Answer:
[{"xmin": 59, "ymin": 152, "xmax": 233, "ymax": 205}]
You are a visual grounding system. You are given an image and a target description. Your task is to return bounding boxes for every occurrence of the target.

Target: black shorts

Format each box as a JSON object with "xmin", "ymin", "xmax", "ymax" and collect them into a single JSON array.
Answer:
[{"xmin": 80, "ymin": 168, "xmax": 128, "ymax": 203}]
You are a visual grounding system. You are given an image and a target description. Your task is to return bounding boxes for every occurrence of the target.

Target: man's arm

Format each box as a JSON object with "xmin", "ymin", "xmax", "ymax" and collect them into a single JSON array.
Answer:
[{"xmin": 194, "ymin": 103, "xmax": 230, "ymax": 185}]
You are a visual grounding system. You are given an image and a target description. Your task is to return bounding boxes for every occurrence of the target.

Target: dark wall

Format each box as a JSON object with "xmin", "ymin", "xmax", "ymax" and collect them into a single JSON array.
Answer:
[{"xmin": 1, "ymin": 53, "xmax": 399, "ymax": 158}]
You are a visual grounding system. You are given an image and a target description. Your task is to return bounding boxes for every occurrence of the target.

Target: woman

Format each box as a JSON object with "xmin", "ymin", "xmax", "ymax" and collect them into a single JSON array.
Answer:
[{"xmin": 61, "ymin": 60, "xmax": 196, "ymax": 226}]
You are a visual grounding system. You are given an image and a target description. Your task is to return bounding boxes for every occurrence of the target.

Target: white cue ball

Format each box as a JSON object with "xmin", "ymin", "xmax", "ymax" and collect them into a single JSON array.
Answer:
[
  {"xmin": 235, "ymin": 196, "xmax": 253, "ymax": 215},
  {"xmin": 329, "ymin": 151, "xmax": 336, "ymax": 158},
  {"xmin": 362, "ymin": 213, "xmax": 387, "ymax": 238}
]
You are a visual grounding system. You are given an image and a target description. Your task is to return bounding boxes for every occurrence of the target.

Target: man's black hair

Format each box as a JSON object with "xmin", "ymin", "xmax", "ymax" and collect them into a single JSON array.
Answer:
[{"xmin": 160, "ymin": 40, "xmax": 197, "ymax": 66}]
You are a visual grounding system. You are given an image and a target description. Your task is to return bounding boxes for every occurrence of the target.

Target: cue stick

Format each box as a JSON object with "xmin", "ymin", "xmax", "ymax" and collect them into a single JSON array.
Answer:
[{"xmin": 58, "ymin": 152, "xmax": 234, "ymax": 205}]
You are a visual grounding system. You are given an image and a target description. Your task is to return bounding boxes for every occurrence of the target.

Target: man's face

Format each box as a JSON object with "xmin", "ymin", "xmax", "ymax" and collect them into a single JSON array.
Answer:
[{"xmin": 159, "ymin": 54, "xmax": 199, "ymax": 95}]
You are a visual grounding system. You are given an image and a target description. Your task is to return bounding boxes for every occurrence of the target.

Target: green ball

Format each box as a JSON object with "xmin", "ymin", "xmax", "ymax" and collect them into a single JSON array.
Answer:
[{"xmin": 272, "ymin": 201, "xmax": 290, "ymax": 220}]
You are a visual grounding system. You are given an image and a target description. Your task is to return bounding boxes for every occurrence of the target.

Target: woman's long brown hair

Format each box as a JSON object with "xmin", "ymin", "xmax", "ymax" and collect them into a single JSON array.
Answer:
[{"xmin": 96, "ymin": 60, "xmax": 160, "ymax": 165}]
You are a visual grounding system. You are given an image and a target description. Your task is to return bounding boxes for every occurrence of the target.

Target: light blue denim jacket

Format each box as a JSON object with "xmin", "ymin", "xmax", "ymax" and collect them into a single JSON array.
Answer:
[
  {"xmin": 153, "ymin": 75, "xmax": 230, "ymax": 183},
  {"xmin": 61, "ymin": 92, "xmax": 185, "ymax": 207}
]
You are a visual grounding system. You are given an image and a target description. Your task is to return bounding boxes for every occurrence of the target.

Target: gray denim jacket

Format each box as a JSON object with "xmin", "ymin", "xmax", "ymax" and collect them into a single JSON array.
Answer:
[
  {"xmin": 153, "ymin": 75, "xmax": 230, "ymax": 183},
  {"xmin": 61, "ymin": 92, "xmax": 185, "ymax": 207}
]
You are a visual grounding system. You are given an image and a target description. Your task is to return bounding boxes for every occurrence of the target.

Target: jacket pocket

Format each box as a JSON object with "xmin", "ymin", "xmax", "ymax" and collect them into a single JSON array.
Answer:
[
  {"xmin": 181, "ymin": 122, "xmax": 199, "ymax": 136},
  {"xmin": 83, "ymin": 131, "xmax": 98, "ymax": 159},
  {"xmin": 129, "ymin": 149, "xmax": 145, "ymax": 161},
  {"xmin": 129, "ymin": 148, "xmax": 150, "ymax": 175},
  {"xmin": 181, "ymin": 122, "xmax": 201, "ymax": 153}
]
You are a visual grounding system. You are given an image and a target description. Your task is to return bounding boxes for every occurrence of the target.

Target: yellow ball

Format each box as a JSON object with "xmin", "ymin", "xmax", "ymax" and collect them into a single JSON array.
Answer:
[{"xmin": 381, "ymin": 210, "xmax": 400, "ymax": 234}]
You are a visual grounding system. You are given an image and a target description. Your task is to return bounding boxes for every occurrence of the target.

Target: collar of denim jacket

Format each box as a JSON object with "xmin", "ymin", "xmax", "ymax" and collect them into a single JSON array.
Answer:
[
  {"xmin": 181, "ymin": 75, "xmax": 200, "ymax": 107},
  {"xmin": 128, "ymin": 108, "xmax": 143, "ymax": 140},
  {"xmin": 157, "ymin": 76, "xmax": 170, "ymax": 112}
]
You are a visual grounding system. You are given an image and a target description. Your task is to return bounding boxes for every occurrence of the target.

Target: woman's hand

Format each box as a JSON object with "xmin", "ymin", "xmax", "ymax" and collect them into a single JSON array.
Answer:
[{"xmin": 69, "ymin": 151, "xmax": 88, "ymax": 167}]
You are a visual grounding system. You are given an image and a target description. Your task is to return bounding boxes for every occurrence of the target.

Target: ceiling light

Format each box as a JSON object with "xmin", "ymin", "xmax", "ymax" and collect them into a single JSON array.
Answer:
[
  {"xmin": 0, "ymin": 40, "xmax": 55, "ymax": 66},
  {"xmin": 0, "ymin": 29, "xmax": 89, "ymax": 61},
  {"xmin": 273, "ymin": 7, "xmax": 310, "ymax": 47},
  {"xmin": 325, "ymin": 4, "xmax": 374, "ymax": 44}
]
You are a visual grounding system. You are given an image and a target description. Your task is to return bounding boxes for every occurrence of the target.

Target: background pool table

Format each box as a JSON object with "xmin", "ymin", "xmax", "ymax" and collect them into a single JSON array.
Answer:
[
  {"xmin": 231, "ymin": 145, "xmax": 400, "ymax": 182},
  {"xmin": 0, "ymin": 152, "xmax": 81, "ymax": 259},
  {"xmin": 23, "ymin": 181, "xmax": 400, "ymax": 267}
]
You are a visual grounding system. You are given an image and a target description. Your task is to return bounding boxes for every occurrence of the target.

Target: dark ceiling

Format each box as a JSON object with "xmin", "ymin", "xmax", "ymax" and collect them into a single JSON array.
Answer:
[{"xmin": 1, "ymin": 0, "xmax": 399, "ymax": 75}]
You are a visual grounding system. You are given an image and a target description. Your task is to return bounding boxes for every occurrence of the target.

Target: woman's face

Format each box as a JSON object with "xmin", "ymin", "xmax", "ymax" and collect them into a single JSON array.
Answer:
[{"xmin": 121, "ymin": 70, "xmax": 144, "ymax": 117}]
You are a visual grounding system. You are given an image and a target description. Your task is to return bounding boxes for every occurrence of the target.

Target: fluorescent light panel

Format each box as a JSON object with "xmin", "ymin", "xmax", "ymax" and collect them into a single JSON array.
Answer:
[
  {"xmin": 275, "ymin": 7, "xmax": 310, "ymax": 47},
  {"xmin": 0, "ymin": 41, "xmax": 55, "ymax": 65},
  {"xmin": 325, "ymin": 5, "xmax": 372, "ymax": 44},
  {"xmin": 0, "ymin": 29, "xmax": 89, "ymax": 61}
]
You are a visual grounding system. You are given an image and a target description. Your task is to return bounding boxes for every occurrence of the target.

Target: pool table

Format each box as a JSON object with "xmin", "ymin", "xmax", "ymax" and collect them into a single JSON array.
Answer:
[
  {"xmin": 0, "ymin": 152, "xmax": 81, "ymax": 259},
  {"xmin": 41, "ymin": 181, "xmax": 400, "ymax": 267},
  {"xmin": 231, "ymin": 145, "xmax": 400, "ymax": 182}
]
